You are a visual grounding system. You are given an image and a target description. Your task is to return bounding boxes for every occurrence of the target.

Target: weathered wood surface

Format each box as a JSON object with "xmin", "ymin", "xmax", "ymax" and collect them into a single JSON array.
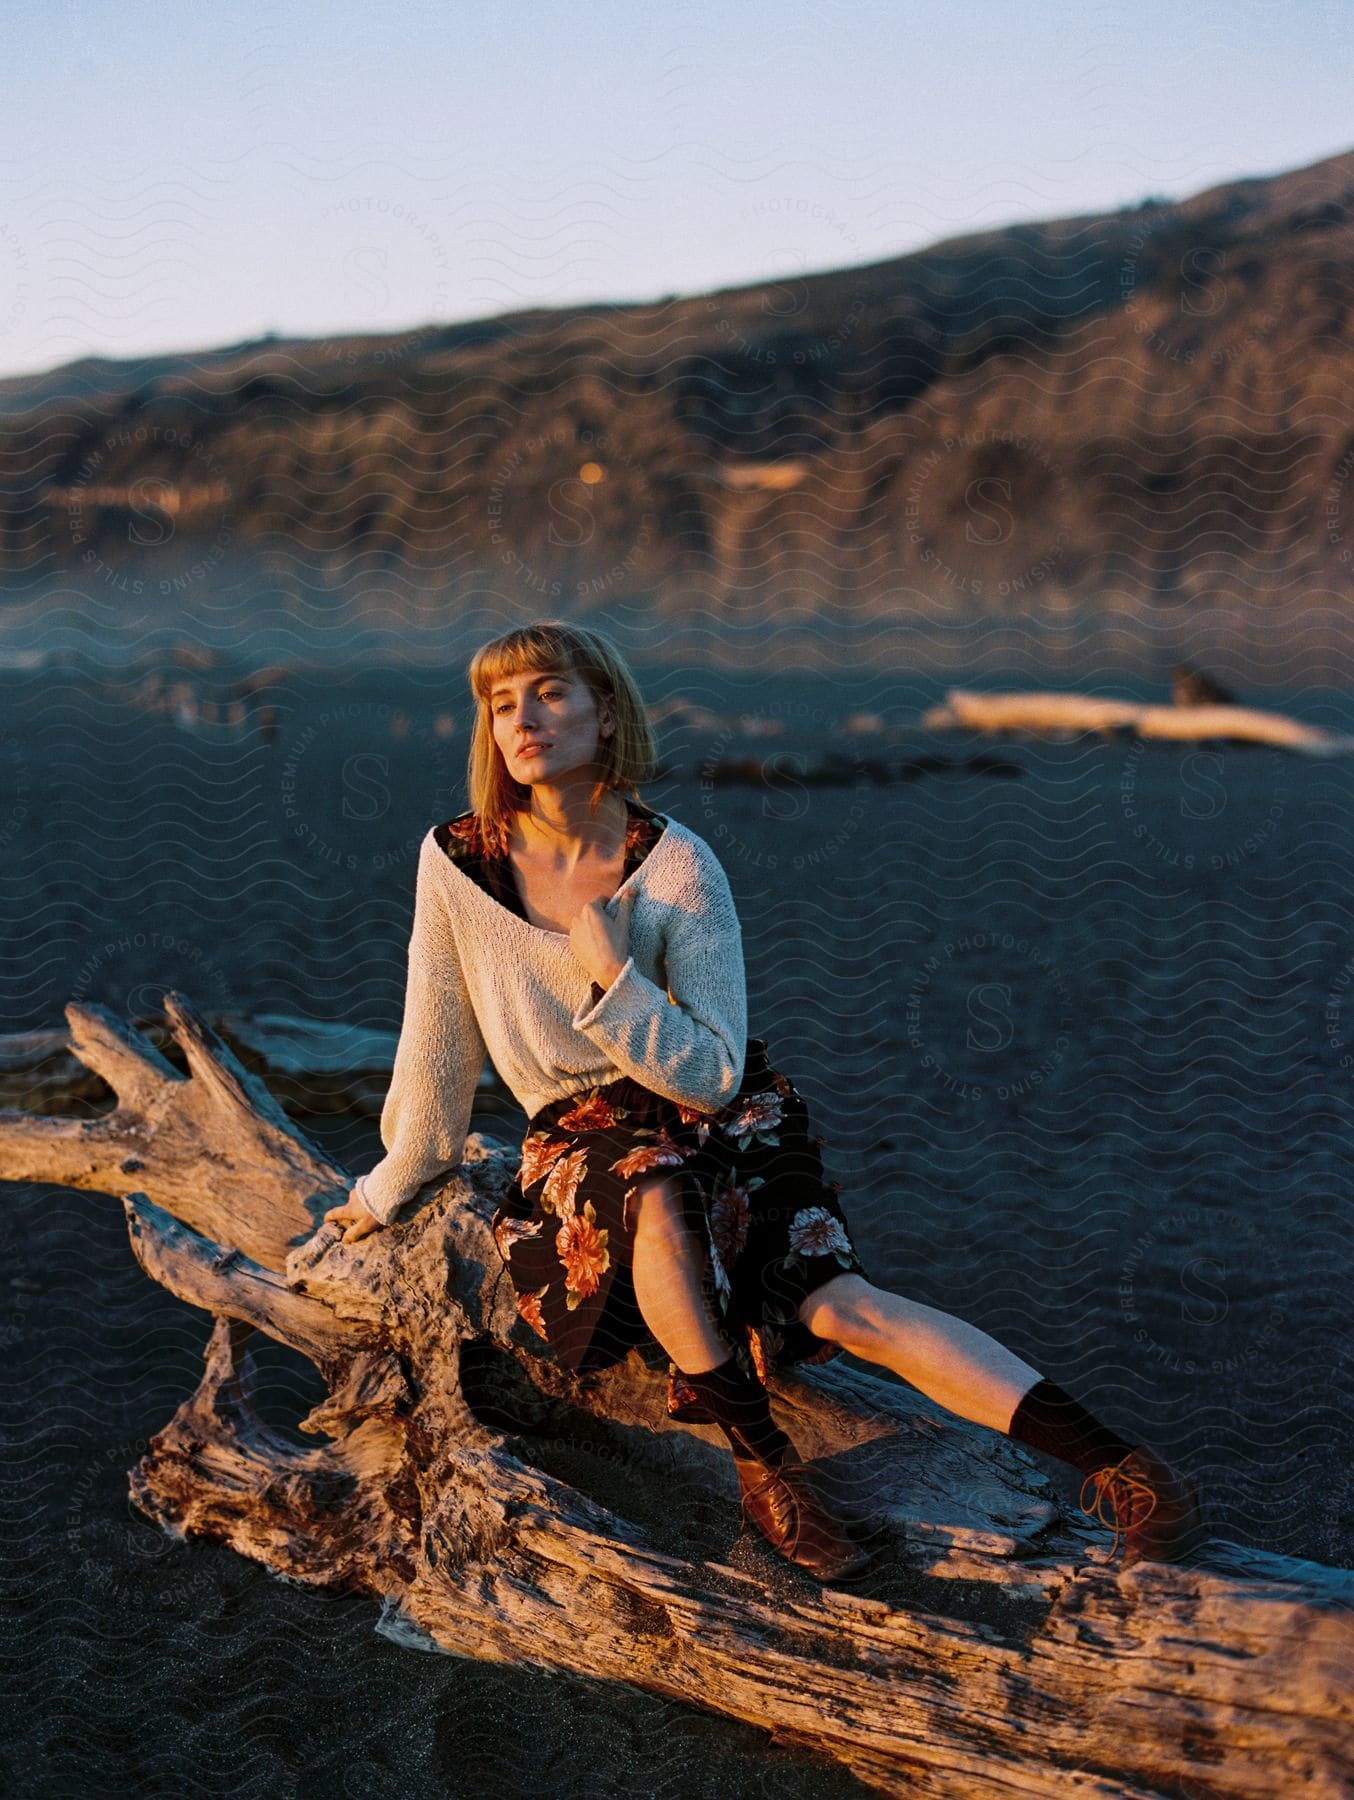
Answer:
[
  {"xmin": 2, "ymin": 991, "xmax": 1351, "ymax": 1797},
  {"xmin": 0, "ymin": 1009, "xmax": 500, "ymax": 1120},
  {"xmin": 924, "ymin": 688, "xmax": 1354, "ymax": 754}
]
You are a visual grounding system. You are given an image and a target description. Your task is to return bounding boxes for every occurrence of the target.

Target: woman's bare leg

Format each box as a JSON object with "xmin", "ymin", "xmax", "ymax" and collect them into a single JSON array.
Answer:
[
  {"xmin": 629, "ymin": 1176, "xmax": 731, "ymax": 1374},
  {"xmin": 797, "ymin": 1274, "xmax": 1043, "ymax": 1434},
  {"xmin": 630, "ymin": 1184, "xmax": 866, "ymax": 1574},
  {"xmin": 795, "ymin": 1275, "xmax": 1206, "ymax": 1562}
]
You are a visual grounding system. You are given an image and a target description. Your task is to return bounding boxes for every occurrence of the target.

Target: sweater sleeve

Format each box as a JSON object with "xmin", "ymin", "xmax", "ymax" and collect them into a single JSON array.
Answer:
[
  {"xmin": 354, "ymin": 832, "xmax": 487, "ymax": 1226},
  {"xmin": 569, "ymin": 840, "xmax": 747, "ymax": 1114}
]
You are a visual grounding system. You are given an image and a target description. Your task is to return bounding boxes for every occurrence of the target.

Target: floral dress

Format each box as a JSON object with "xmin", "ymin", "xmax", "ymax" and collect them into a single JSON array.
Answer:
[{"xmin": 434, "ymin": 796, "xmax": 871, "ymax": 1417}]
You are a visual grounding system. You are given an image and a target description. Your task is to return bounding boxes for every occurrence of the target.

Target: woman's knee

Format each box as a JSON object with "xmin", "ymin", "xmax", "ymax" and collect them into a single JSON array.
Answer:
[
  {"xmin": 796, "ymin": 1272, "xmax": 878, "ymax": 1344},
  {"xmin": 627, "ymin": 1173, "xmax": 688, "ymax": 1240}
]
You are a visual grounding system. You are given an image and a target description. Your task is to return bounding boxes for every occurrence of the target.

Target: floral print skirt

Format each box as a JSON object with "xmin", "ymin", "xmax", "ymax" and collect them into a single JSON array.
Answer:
[{"xmin": 489, "ymin": 1036, "xmax": 870, "ymax": 1415}]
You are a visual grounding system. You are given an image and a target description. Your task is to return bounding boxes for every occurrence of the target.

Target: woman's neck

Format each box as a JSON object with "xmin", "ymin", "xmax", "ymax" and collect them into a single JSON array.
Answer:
[{"xmin": 514, "ymin": 788, "xmax": 630, "ymax": 867}]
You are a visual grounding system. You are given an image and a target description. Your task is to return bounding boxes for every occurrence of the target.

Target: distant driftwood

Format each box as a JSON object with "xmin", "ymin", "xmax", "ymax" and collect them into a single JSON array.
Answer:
[
  {"xmin": 2, "ymin": 993, "xmax": 1352, "ymax": 1796},
  {"xmin": 0, "ymin": 1009, "xmax": 504, "ymax": 1120},
  {"xmin": 1171, "ymin": 661, "xmax": 1237, "ymax": 707},
  {"xmin": 924, "ymin": 687, "xmax": 1354, "ymax": 755}
]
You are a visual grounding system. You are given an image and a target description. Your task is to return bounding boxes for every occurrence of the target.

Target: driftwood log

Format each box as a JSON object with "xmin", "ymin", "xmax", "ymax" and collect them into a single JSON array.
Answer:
[
  {"xmin": 2, "ymin": 992, "xmax": 1351, "ymax": 1797},
  {"xmin": 1172, "ymin": 663, "xmax": 1238, "ymax": 707},
  {"xmin": 923, "ymin": 688, "xmax": 1354, "ymax": 754},
  {"xmin": 0, "ymin": 1008, "xmax": 511, "ymax": 1120}
]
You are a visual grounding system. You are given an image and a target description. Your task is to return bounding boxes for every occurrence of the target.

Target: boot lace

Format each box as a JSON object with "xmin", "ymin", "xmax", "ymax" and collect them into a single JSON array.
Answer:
[
  {"xmin": 1078, "ymin": 1452, "xmax": 1158, "ymax": 1561},
  {"xmin": 737, "ymin": 1456, "xmax": 816, "ymax": 1542}
]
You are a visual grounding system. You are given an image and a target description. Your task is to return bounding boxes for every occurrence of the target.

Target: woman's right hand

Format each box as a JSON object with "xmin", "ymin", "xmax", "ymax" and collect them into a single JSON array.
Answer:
[{"xmin": 323, "ymin": 1186, "xmax": 386, "ymax": 1245}]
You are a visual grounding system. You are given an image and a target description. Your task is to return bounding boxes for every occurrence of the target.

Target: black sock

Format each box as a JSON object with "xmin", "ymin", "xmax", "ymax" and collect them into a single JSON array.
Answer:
[
  {"xmin": 679, "ymin": 1352, "xmax": 795, "ymax": 1467},
  {"xmin": 1006, "ymin": 1377, "xmax": 1138, "ymax": 1479}
]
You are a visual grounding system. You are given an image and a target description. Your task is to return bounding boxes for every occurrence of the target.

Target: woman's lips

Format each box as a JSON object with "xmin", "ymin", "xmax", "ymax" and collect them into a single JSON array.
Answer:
[{"xmin": 518, "ymin": 743, "xmax": 550, "ymax": 756}]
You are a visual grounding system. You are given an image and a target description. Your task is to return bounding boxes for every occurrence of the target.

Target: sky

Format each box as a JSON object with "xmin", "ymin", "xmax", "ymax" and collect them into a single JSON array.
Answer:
[{"xmin": 2, "ymin": 0, "xmax": 1351, "ymax": 378}]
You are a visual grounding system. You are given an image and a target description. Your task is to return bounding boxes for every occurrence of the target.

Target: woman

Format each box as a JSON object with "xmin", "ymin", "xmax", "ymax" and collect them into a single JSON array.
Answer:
[{"xmin": 324, "ymin": 621, "xmax": 1204, "ymax": 1583}]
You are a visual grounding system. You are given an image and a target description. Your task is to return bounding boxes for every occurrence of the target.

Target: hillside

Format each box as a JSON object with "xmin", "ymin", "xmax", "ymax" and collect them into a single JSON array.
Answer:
[{"xmin": 3, "ymin": 147, "xmax": 1353, "ymax": 633}]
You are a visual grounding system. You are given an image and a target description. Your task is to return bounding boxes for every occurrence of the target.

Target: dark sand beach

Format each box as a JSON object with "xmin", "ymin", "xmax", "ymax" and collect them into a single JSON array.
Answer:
[{"xmin": 3, "ymin": 661, "xmax": 1351, "ymax": 1794}]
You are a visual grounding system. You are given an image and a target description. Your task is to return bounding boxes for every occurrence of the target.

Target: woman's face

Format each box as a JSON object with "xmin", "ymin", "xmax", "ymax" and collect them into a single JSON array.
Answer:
[{"xmin": 488, "ymin": 665, "xmax": 610, "ymax": 787}]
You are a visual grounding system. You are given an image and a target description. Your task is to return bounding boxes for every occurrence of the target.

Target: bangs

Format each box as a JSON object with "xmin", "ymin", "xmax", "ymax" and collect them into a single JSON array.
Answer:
[{"xmin": 469, "ymin": 626, "xmax": 583, "ymax": 705}]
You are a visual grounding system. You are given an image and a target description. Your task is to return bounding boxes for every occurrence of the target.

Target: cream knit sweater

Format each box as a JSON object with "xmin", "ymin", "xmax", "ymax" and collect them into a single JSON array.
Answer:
[{"xmin": 352, "ymin": 813, "xmax": 748, "ymax": 1224}]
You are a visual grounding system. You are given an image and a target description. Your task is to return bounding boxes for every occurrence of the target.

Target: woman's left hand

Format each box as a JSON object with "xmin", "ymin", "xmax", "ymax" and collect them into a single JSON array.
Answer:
[
  {"xmin": 569, "ymin": 885, "xmax": 636, "ymax": 991},
  {"xmin": 323, "ymin": 1187, "xmax": 385, "ymax": 1245}
]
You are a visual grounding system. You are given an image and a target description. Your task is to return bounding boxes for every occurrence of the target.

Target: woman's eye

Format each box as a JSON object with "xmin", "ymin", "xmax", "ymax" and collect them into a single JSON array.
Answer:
[{"xmin": 495, "ymin": 687, "xmax": 562, "ymax": 713}]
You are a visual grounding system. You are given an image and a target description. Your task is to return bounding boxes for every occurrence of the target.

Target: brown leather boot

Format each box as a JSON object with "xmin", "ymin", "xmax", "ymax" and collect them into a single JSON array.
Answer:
[
  {"xmin": 1079, "ymin": 1443, "xmax": 1205, "ymax": 1566},
  {"xmin": 733, "ymin": 1453, "xmax": 873, "ymax": 1582}
]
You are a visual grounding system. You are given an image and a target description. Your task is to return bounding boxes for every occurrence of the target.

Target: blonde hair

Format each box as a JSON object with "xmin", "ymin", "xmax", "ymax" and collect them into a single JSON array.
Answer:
[{"xmin": 464, "ymin": 621, "xmax": 659, "ymax": 855}]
